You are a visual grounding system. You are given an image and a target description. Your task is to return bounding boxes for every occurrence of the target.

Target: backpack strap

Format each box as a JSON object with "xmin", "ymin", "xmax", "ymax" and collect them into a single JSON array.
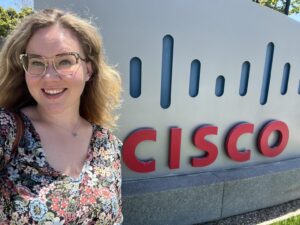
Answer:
[{"xmin": 11, "ymin": 112, "xmax": 24, "ymax": 156}]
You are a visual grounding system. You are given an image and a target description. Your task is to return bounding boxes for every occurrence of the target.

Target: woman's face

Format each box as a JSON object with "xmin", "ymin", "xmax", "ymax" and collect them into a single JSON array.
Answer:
[{"xmin": 24, "ymin": 24, "xmax": 92, "ymax": 114}]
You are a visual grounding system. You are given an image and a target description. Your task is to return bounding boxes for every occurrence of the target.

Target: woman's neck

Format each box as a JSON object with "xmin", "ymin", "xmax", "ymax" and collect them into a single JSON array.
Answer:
[{"xmin": 23, "ymin": 105, "xmax": 83, "ymax": 132}]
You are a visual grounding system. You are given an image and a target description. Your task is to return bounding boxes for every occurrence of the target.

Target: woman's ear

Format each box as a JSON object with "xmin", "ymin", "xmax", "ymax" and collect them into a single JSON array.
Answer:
[{"xmin": 85, "ymin": 62, "xmax": 93, "ymax": 81}]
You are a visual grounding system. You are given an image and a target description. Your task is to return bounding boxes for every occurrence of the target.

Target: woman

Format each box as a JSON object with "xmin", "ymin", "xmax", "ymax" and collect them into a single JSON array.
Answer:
[{"xmin": 0, "ymin": 8, "xmax": 123, "ymax": 224}]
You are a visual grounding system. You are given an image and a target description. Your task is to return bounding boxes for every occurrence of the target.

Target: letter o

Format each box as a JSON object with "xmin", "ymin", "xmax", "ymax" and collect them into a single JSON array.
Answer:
[{"xmin": 257, "ymin": 120, "xmax": 289, "ymax": 157}]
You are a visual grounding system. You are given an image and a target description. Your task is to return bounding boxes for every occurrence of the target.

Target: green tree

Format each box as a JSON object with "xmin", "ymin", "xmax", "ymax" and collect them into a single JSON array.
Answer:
[
  {"xmin": 0, "ymin": 6, "xmax": 33, "ymax": 38},
  {"xmin": 252, "ymin": 0, "xmax": 300, "ymax": 15}
]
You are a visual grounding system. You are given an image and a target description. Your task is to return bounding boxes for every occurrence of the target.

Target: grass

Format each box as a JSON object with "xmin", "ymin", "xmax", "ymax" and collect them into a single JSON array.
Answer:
[{"xmin": 271, "ymin": 214, "xmax": 300, "ymax": 225}]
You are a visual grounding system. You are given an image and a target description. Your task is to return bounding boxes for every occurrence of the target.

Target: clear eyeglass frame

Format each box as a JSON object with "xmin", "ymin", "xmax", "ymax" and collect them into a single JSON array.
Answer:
[{"xmin": 19, "ymin": 52, "xmax": 87, "ymax": 77}]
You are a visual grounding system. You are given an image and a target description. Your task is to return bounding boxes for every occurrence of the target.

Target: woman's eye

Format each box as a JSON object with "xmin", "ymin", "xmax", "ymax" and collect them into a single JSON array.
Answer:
[
  {"xmin": 30, "ymin": 60, "xmax": 45, "ymax": 67},
  {"xmin": 58, "ymin": 60, "xmax": 72, "ymax": 66}
]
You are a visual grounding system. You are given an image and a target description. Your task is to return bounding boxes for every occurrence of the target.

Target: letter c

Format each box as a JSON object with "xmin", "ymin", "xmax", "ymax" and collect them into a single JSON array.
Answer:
[
  {"xmin": 122, "ymin": 128, "xmax": 156, "ymax": 173},
  {"xmin": 225, "ymin": 123, "xmax": 254, "ymax": 162}
]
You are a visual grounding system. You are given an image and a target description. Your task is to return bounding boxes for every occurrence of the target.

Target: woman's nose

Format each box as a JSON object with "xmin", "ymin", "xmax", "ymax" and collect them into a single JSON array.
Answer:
[{"xmin": 43, "ymin": 62, "xmax": 60, "ymax": 78}]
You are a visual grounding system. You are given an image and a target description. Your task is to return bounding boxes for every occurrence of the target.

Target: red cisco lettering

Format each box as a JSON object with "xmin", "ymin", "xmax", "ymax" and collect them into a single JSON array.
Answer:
[
  {"xmin": 225, "ymin": 123, "xmax": 254, "ymax": 162},
  {"xmin": 122, "ymin": 128, "xmax": 156, "ymax": 173},
  {"xmin": 169, "ymin": 127, "xmax": 182, "ymax": 169},
  {"xmin": 258, "ymin": 120, "xmax": 289, "ymax": 157},
  {"xmin": 191, "ymin": 125, "xmax": 218, "ymax": 167},
  {"xmin": 122, "ymin": 120, "xmax": 289, "ymax": 173}
]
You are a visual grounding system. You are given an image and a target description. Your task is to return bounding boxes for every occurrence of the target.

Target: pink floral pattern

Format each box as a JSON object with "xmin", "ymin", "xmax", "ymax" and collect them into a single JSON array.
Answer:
[{"xmin": 0, "ymin": 108, "xmax": 123, "ymax": 224}]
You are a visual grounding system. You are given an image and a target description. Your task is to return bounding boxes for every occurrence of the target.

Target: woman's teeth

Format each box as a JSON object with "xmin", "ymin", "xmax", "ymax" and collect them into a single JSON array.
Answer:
[{"xmin": 43, "ymin": 89, "xmax": 65, "ymax": 95}]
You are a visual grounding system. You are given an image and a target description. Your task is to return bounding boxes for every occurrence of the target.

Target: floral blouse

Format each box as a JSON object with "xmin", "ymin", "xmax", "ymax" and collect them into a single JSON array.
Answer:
[{"xmin": 0, "ymin": 108, "xmax": 123, "ymax": 225}]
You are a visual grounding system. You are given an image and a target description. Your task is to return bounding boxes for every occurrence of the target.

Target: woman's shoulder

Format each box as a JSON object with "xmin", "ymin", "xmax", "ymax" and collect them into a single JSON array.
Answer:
[
  {"xmin": 91, "ymin": 125, "xmax": 122, "ymax": 164},
  {"xmin": 0, "ymin": 107, "xmax": 17, "ymax": 150},
  {"xmin": 93, "ymin": 124, "xmax": 123, "ymax": 149},
  {"xmin": 0, "ymin": 107, "xmax": 15, "ymax": 126}
]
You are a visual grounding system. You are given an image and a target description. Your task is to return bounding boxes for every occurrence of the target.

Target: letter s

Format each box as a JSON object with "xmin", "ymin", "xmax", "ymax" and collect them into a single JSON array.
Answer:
[{"xmin": 191, "ymin": 125, "xmax": 218, "ymax": 167}]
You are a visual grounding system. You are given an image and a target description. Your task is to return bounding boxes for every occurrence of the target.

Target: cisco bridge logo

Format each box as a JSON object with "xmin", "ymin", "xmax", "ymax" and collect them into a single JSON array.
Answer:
[{"xmin": 129, "ymin": 35, "xmax": 298, "ymax": 108}]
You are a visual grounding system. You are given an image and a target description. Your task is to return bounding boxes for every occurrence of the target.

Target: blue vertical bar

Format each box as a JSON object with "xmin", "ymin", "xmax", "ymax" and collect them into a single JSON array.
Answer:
[
  {"xmin": 260, "ymin": 42, "xmax": 274, "ymax": 105},
  {"xmin": 189, "ymin": 60, "xmax": 201, "ymax": 97},
  {"xmin": 239, "ymin": 61, "xmax": 250, "ymax": 96},
  {"xmin": 215, "ymin": 75, "xmax": 225, "ymax": 97},
  {"xmin": 161, "ymin": 35, "xmax": 174, "ymax": 109},
  {"xmin": 281, "ymin": 63, "xmax": 290, "ymax": 95},
  {"xmin": 130, "ymin": 57, "xmax": 142, "ymax": 98}
]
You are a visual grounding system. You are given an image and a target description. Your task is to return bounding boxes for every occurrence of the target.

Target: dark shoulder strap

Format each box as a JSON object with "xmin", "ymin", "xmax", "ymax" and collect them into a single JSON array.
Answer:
[{"xmin": 11, "ymin": 112, "xmax": 24, "ymax": 155}]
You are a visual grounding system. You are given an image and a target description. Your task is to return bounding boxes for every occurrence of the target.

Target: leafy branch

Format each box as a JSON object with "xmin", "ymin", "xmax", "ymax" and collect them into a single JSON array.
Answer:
[
  {"xmin": 0, "ymin": 6, "xmax": 33, "ymax": 38},
  {"xmin": 252, "ymin": 0, "xmax": 300, "ymax": 15}
]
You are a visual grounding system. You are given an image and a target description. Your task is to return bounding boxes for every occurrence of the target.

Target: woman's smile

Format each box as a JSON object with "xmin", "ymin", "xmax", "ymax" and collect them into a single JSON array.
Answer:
[{"xmin": 42, "ymin": 88, "xmax": 67, "ymax": 96}]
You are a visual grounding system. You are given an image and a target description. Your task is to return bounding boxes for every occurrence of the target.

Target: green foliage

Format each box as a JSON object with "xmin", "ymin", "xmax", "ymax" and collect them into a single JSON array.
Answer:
[
  {"xmin": 0, "ymin": 6, "xmax": 33, "ymax": 38},
  {"xmin": 271, "ymin": 214, "xmax": 300, "ymax": 224},
  {"xmin": 253, "ymin": 0, "xmax": 300, "ymax": 15}
]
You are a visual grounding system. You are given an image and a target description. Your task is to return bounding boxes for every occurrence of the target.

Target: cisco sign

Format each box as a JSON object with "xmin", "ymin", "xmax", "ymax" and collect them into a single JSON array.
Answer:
[
  {"xmin": 35, "ymin": 0, "xmax": 300, "ymax": 180},
  {"xmin": 118, "ymin": 28, "xmax": 300, "ymax": 180},
  {"xmin": 121, "ymin": 37, "xmax": 293, "ymax": 174},
  {"xmin": 123, "ymin": 120, "xmax": 289, "ymax": 173}
]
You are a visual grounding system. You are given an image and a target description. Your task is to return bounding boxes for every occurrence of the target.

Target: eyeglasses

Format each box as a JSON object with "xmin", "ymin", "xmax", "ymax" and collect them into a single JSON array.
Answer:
[{"xmin": 19, "ymin": 52, "xmax": 87, "ymax": 77}]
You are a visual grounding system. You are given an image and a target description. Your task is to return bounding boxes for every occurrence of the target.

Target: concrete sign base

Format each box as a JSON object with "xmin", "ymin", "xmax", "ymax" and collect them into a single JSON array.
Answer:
[{"xmin": 123, "ymin": 157, "xmax": 300, "ymax": 225}]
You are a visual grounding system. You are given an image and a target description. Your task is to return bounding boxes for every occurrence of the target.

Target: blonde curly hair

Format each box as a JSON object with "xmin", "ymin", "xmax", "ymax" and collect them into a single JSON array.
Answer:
[{"xmin": 0, "ymin": 8, "xmax": 122, "ymax": 129}]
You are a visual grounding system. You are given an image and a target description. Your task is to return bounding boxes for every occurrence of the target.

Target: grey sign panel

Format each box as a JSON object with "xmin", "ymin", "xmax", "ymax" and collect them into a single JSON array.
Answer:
[{"xmin": 35, "ymin": 0, "xmax": 300, "ymax": 180}]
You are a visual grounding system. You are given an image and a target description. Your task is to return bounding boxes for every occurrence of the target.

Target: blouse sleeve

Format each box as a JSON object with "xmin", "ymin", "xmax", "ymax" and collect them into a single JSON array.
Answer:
[
  {"xmin": 111, "ymin": 136, "xmax": 123, "ymax": 225},
  {"xmin": 0, "ymin": 108, "xmax": 17, "ymax": 171}
]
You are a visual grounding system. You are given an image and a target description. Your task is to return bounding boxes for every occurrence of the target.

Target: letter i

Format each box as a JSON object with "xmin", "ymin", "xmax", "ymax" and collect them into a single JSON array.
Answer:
[{"xmin": 169, "ymin": 127, "xmax": 182, "ymax": 169}]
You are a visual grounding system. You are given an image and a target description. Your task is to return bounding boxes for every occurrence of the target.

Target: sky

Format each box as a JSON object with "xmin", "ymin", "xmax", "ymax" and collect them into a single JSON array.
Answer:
[
  {"xmin": 0, "ymin": 0, "xmax": 33, "ymax": 11},
  {"xmin": 0, "ymin": 0, "xmax": 300, "ymax": 23},
  {"xmin": 289, "ymin": 12, "xmax": 300, "ymax": 22}
]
